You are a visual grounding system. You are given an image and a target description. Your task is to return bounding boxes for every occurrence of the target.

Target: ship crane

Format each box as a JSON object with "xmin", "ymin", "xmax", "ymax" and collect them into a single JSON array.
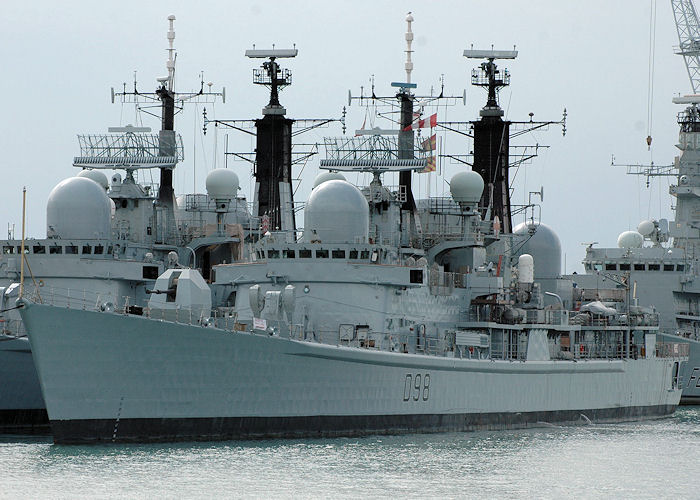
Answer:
[
  {"xmin": 672, "ymin": 0, "xmax": 700, "ymax": 94},
  {"xmin": 616, "ymin": 1, "xmax": 700, "ymax": 183}
]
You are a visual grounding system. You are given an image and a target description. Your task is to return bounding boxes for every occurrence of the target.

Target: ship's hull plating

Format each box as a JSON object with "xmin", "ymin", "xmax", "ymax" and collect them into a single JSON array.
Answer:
[
  {"xmin": 0, "ymin": 336, "xmax": 49, "ymax": 433},
  {"xmin": 658, "ymin": 332, "xmax": 700, "ymax": 404},
  {"xmin": 21, "ymin": 303, "xmax": 682, "ymax": 444}
]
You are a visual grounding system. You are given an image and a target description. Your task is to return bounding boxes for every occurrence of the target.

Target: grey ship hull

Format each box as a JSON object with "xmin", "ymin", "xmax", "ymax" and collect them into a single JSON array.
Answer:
[
  {"xmin": 0, "ymin": 336, "xmax": 48, "ymax": 433},
  {"xmin": 21, "ymin": 303, "xmax": 682, "ymax": 444},
  {"xmin": 658, "ymin": 332, "xmax": 700, "ymax": 404}
]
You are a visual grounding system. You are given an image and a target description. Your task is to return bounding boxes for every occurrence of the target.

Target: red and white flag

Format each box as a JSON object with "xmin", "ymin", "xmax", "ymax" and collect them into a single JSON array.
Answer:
[{"xmin": 403, "ymin": 113, "xmax": 437, "ymax": 131}]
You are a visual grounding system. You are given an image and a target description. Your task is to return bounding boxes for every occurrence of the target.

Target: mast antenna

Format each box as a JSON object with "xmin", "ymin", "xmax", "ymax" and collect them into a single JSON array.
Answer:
[
  {"xmin": 405, "ymin": 12, "xmax": 414, "ymax": 84},
  {"xmin": 166, "ymin": 14, "xmax": 176, "ymax": 91}
]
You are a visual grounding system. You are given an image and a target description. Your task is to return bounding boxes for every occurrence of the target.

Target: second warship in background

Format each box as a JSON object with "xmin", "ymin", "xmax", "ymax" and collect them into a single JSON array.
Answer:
[
  {"xmin": 0, "ymin": 17, "xmax": 256, "ymax": 431},
  {"xmin": 18, "ymin": 15, "xmax": 686, "ymax": 444},
  {"xmin": 577, "ymin": 0, "xmax": 700, "ymax": 403}
]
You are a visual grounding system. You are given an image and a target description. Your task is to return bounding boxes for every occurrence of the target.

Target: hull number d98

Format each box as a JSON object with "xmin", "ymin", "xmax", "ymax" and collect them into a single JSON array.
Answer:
[{"xmin": 403, "ymin": 373, "xmax": 430, "ymax": 401}]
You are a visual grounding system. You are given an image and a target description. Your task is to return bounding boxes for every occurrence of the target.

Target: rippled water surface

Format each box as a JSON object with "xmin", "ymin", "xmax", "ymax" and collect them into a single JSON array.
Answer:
[{"xmin": 2, "ymin": 408, "xmax": 699, "ymax": 499}]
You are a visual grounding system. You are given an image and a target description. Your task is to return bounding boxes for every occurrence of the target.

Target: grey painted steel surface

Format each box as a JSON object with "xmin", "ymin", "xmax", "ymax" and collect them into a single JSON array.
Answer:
[{"xmin": 20, "ymin": 302, "xmax": 682, "ymax": 443}]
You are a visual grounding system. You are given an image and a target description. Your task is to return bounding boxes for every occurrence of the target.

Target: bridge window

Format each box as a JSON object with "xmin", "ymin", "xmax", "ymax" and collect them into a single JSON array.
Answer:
[
  {"xmin": 664, "ymin": 264, "xmax": 675, "ymax": 271},
  {"xmin": 3, "ymin": 246, "xmax": 13, "ymax": 254},
  {"xmin": 283, "ymin": 249, "xmax": 296, "ymax": 258},
  {"xmin": 349, "ymin": 250, "xmax": 359, "ymax": 259},
  {"xmin": 619, "ymin": 263, "xmax": 630, "ymax": 271},
  {"xmin": 299, "ymin": 249, "xmax": 312, "ymax": 258},
  {"xmin": 316, "ymin": 249, "xmax": 329, "ymax": 258},
  {"xmin": 94, "ymin": 245, "xmax": 104, "ymax": 254},
  {"xmin": 605, "ymin": 263, "xmax": 617, "ymax": 271},
  {"xmin": 677, "ymin": 264, "xmax": 685, "ymax": 272},
  {"xmin": 332, "ymin": 249, "xmax": 346, "ymax": 259},
  {"xmin": 33, "ymin": 245, "xmax": 45, "ymax": 254},
  {"xmin": 648, "ymin": 264, "xmax": 660, "ymax": 271},
  {"xmin": 410, "ymin": 269, "xmax": 424, "ymax": 284},
  {"xmin": 142, "ymin": 265, "xmax": 159, "ymax": 279},
  {"xmin": 267, "ymin": 249, "xmax": 280, "ymax": 259},
  {"xmin": 49, "ymin": 246, "xmax": 62, "ymax": 255},
  {"xmin": 65, "ymin": 246, "xmax": 78, "ymax": 255},
  {"xmin": 360, "ymin": 250, "xmax": 370, "ymax": 260},
  {"xmin": 634, "ymin": 264, "xmax": 645, "ymax": 271},
  {"xmin": 82, "ymin": 245, "xmax": 92, "ymax": 254}
]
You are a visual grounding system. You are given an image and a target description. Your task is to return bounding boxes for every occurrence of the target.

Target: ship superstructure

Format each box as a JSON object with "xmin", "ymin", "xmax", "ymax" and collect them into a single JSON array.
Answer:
[{"xmin": 17, "ymin": 14, "xmax": 686, "ymax": 444}]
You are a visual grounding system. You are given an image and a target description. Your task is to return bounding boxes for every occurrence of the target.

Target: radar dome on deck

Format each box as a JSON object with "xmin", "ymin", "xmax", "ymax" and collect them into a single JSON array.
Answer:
[
  {"xmin": 513, "ymin": 222, "xmax": 562, "ymax": 279},
  {"xmin": 77, "ymin": 169, "xmax": 109, "ymax": 191},
  {"xmin": 46, "ymin": 177, "xmax": 112, "ymax": 239},
  {"xmin": 617, "ymin": 230, "xmax": 644, "ymax": 249},
  {"xmin": 304, "ymin": 180, "xmax": 369, "ymax": 244},
  {"xmin": 637, "ymin": 220, "xmax": 655, "ymax": 237},
  {"xmin": 450, "ymin": 171, "xmax": 484, "ymax": 204},
  {"xmin": 206, "ymin": 169, "xmax": 239, "ymax": 199},
  {"xmin": 313, "ymin": 171, "xmax": 346, "ymax": 189}
]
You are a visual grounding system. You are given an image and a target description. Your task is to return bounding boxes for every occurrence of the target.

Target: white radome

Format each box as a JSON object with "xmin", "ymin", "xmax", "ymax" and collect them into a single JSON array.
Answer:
[
  {"xmin": 305, "ymin": 180, "xmax": 369, "ymax": 244},
  {"xmin": 637, "ymin": 220, "xmax": 655, "ymax": 237},
  {"xmin": 617, "ymin": 230, "xmax": 644, "ymax": 249},
  {"xmin": 206, "ymin": 169, "xmax": 240, "ymax": 199},
  {"xmin": 450, "ymin": 171, "xmax": 484, "ymax": 204},
  {"xmin": 46, "ymin": 177, "xmax": 112, "ymax": 239},
  {"xmin": 312, "ymin": 171, "xmax": 346, "ymax": 189},
  {"xmin": 77, "ymin": 169, "xmax": 109, "ymax": 191}
]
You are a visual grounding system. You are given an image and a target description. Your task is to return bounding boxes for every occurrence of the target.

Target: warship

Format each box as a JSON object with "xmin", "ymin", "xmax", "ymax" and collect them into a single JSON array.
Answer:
[
  {"xmin": 17, "ymin": 15, "xmax": 687, "ymax": 444},
  {"xmin": 577, "ymin": 0, "xmax": 700, "ymax": 404},
  {"xmin": 0, "ymin": 16, "xmax": 253, "ymax": 432}
]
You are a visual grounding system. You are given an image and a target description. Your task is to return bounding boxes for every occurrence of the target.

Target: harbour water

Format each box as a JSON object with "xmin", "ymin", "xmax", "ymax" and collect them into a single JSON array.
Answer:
[{"xmin": 2, "ymin": 407, "xmax": 698, "ymax": 499}]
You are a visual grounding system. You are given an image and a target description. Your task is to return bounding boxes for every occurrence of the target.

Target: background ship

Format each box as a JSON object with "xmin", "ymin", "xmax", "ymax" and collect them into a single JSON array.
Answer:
[
  {"xmin": 577, "ymin": 0, "xmax": 700, "ymax": 403},
  {"xmin": 0, "ymin": 17, "xmax": 252, "ymax": 431}
]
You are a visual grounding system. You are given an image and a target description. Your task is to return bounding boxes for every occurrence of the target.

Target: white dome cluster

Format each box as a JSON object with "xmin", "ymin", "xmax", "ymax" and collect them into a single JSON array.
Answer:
[
  {"xmin": 206, "ymin": 169, "xmax": 240, "ymax": 199},
  {"xmin": 617, "ymin": 230, "xmax": 644, "ymax": 249},
  {"xmin": 312, "ymin": 171, "xmax": 346, "ymax": 189},
  {"xmin": 46, "ymin": 177, "xmax": 112, "ymax": 239},
  {"xmin": 513, "ymin": 222, "xmax": 562, "ymax": 279},
  {"xmin": 450, "ymin": 171, "xmax": 484, "ymax": 205},
  {"xmin": 77, "ymin": 169, "xmax": 110, "ymax": 191},
  {"xmin": 305, "ymin": 180, "xmax": 369, "ymax": 244}
]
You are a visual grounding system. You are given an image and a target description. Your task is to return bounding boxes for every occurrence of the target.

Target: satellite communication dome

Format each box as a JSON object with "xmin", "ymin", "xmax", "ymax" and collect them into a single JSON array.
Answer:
[
  {"xmin": 46, "ymin": 177, "xmax": 112, "ymax": 239},
  {"xmin": 617, "ymin": 230, "xmax": 644, "ymax": 249},
  {"xmin": 206, "ymin": 169, "xmax": 239, "ymax": 199},
  {"xmin": 305, "ymin": 180, "xmax": 369, "ymax": 243},
  {"xmin": 637, "ymin": 220, "xmax": 655, "ymax": 237},
  {"xmin": 312, "ymin": 171, "xmax": 346, "ymax": 189},
  {"xmin": 513, "ymin": 222, "xmax": 562, "ymax": 279},
  {"xmin": 77, "ymin": 169, "xmax": 109, "ymax": 191},
  {"xmin": 450, "ymin": 171, "xmax": 484, "ymax": 204}
]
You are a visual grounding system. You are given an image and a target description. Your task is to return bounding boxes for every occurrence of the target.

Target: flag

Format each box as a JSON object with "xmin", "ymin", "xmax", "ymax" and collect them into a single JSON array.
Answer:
[
  {"xmin": 420, "ymin": 156, "xmax": 436, "ymax": 173},
  {"xmin": 421, "ymin": 134, "xmax": 436, "ymax": 152},
  {"xmin": 403, "ymin": 113, "xmax": 438, "ymax": 131}
]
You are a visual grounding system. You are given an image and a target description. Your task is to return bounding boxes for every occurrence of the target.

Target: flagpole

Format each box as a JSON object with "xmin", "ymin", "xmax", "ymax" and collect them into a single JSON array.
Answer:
[{"xmin": 19, "ymin": 187, "xmax": 26, "ymax": 299}]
